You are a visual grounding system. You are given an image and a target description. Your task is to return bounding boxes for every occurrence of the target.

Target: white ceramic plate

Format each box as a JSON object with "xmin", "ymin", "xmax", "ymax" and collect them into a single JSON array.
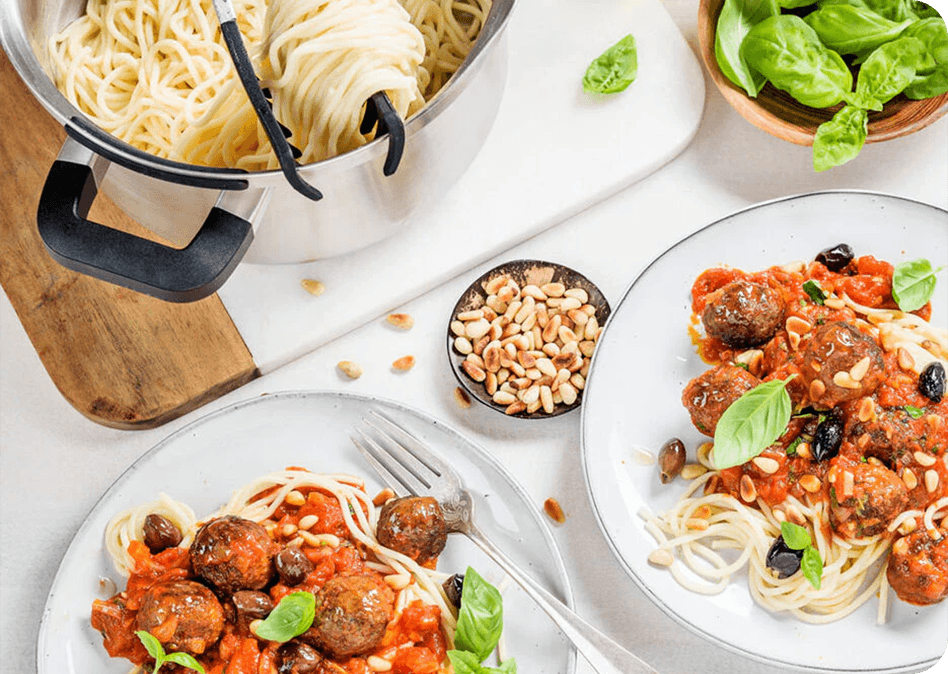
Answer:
[
  {"xmin": 581, "ymin": 191, "xmax": 948, "ymax": 673},
  {"xmin": 38, "ymin": 391, "xmax": 576, "ymax": 674}
]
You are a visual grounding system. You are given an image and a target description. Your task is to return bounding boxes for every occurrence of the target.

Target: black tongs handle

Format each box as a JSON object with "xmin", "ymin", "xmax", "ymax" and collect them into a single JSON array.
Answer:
[
  {"xmin": 361, "ymin": 92, "xmax": 406, "ymax": 176},
  {"xmin": 214, "ymin": 1, "xmax": 323, "ymax": 201}
]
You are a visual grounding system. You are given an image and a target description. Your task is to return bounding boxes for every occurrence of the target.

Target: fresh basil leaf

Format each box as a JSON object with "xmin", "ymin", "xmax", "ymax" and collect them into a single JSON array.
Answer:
[
  {"xmin": 448, "ymin": 651, "xmax": 517, "ymax": 674},
  {"xmin": 904, "ymin": 404, "xmax": 926, "ymax": 418},
  {"xmin": 785, "ymin": 436, "xmax": 803, "ymax": 455},
  {"xmin": 900, "ymin": 18, "xmax": 948, "ymax": 74},
  {"xmin": 812, "ymin": 106, "xmax": 868, "ymax": 172},
  {"xmin": 805, "ymin": 6, "xmax": 913, "ymax": 54},
  {"xmin": 801, "ymin": 545, "xmax": 823, "ymax": 589},
  {"xmin": 253, "ymin": 591, "xmax": 315, "ymax": 643},
  {"xmin": 904, "ymin": 64, "xmax": 948, "ymax": 98},
  {"xmin": 713, "ymin": 377, "xmax": 795, "ymax": 469},
  {"xmin": 912, "ymin": 1, "xmax": 942, "ymax": 18},
  {"xmin": 741, "ymin": 16, "xmax": 852, "ymax": 108},
  {"xmin": 802, "ymin": 280, "xmax": 827, "ymax": 304},
  {"xmin": 583, "ymin": 35, "xmax": 638, "ymax": 94},
  {"xmin": 779, "ymin": 0, "xmax": 819, "ymax": 7},
  {"xmin": 136, "ymin": 631, "xmax": 165, "ymax": 662},
  {"xmin": 454, "ymin": 567, "xmax": 505, "ymax": 663},
  {"xmin": 780, "ymin": 521, "xmax": 812, "ymax": 550},
  {"xmin": 892, "ymin": 258, "xmax": 945, "ymax": 311},
  {"xmin": 715, "ymin": 0, "xmax": 780, "ymax": 96},
  {"xmin": 855, "ymin": 37, "xmax": 925, "ymax": 104},
  {"xmin": 164, "ymin": 652, "xmax": 206, "ymax": 674},
  {"xmin": 818, "ymin": 0, "xmax": 920, "ymax": 21}
]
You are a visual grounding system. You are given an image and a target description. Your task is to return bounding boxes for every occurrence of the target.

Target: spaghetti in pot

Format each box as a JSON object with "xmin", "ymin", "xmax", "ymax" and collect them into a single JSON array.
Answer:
[
  {"xmin": 48, "ymin": 0, "xmax": 491, "ymax": 170},
  {"xmin": 93, "ymin": 468, "xmax": 460, "ymax": 673},
  {"xmin": 644, "ymin": 252, "xmax": 948, "ymax": 624}
]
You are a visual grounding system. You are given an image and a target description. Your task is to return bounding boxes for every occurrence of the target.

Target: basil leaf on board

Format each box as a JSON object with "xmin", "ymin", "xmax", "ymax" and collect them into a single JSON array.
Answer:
[
  {"xmin": 854, "ymin": 37, "xmax": 925, "ymax": 105},
  {"xmin": 904, "ymin": 405, "xmax": 926, "ymax": 418},
  {"xmin": 740, "ymin": 16, "xmax": 852, "ymax": 108},
  {"xmin": 900, "ymin": 18, "xmax": 948, "ymax": 73},
  {"xmin": 801, "ymin": 545, "xmax": 824, "ymax": 589},
  {"xmin": 712, "ymin": 376, "xmax": 795, "ymax": 470},
  {"xmin": 804, "ymin": 5, "xmax": 913, "ymax": 55},
  {"xmin": 780, "ymin": 521, "xmax": 812, "ymax": 550},
  {"xmin": 253, "ymin": 591, "xmax": 316, "ymax": 643},
  {"xmin": 802, "ymin": 280, "xmax": 827, "ymax": 304},
  {"xmin": 892, "ymin": 258, "xmax": 945, "ymax": 312},
  {"xmin": 448, "ymin": 651, "xmax": 518, "ymax": 674},
  {"xmin": 715, "ymin": 0, "xmax": 779, "ymax": 97},
  {"xmin": 583, "ymin": 35, "xmax": 638, "ymax": 95},
  {"xmin": 454, "ymin": 567, "xmax": 505, "ymax": 663},
  {"xmin": 905, "ymin": 65, "xmax": 948, "ymax": 98},
  {"xmin": 812, "ymin": 105, "xmax": 868, "ymax": 172},
  {"xmin": 164, "ymin": 653, "xmax": 206, "ymax": 674}
]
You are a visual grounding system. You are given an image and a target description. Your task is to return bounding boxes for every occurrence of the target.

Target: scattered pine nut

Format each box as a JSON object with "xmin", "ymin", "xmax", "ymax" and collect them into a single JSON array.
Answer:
[
  {"xmin": 453, "ymin": 387, "xmax": 472, "ymax": 409},
  {"xmin": 386, "ymin": 313, "xmax": 414, "ymax": 330},
  {"xmin": 543, "ymin": 497, "xmax": 566, "ymax": 524},
  {"xmin": 392, "ymin": 355, "xmax": 416, "ymax": 372},
  {"xmin": 337, "ymin": 361, "xmax": 363, "ymax": 379},
  {"xmin": 300, "ymin": 279, "xmax": 325, "ymax": 296}
]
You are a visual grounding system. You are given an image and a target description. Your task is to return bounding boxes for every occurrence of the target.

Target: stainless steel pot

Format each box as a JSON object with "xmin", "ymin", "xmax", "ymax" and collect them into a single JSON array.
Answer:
[{"xmin": 1, "ymin": 0, "xmax": 514, "ymax": 301}]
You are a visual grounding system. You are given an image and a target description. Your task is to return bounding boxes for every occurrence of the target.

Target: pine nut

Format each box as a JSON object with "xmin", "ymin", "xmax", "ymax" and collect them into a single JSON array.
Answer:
[
  {"xmin": 462, "ymin": 361, "xmax": 486, "ymax": 382},
  {"xmin": 560, "ymin": 297, "xmax": 582, "ymax": 311},
  {"xmin": 483, "ymin": 342, "xmax": 501, "ymax": 372},
  {"xmin": 788, "ymin": 331, "xmax": 802, "ymax": 350},
  {"xmin": 568, "ymin": 309, "xmax": 589, "ymax": 326},
  {"xmin": 740, "ymin": 475, "xmax": 757, "ymax": 502},
  {"xmin": 526, "ymin": 398, "xmax": 543, "ymax": 413},
  {"xmin": 570, "ymin": 373, "xmax": 586, "ymax": 390},
  {"xmin": 542, "ymin": 343, "xmax": 560, "ymax": 357},
  {"xmin": 898, "ymin": 518, "xmax": 917, "ymax": 536},
  {"xmin": 681, "ymin": 464, "xmax": 708, "ymax": 480},
  {"xmin": 897, "ymin": 347, "xmax": 915, "ymax": 371},
  {"xmin": 809, "ymin": 379, "xmax": 826, "ymax": 399},
  {"xmin": 338, "ymin": 361, "xmax": 363, "ymax": 379},
  {"xmin": 893, "ymin": 537, "xmax": 909, "ymax": 556},
  {"xmin": 558, "ymin": 325, "xmax": 578, "ymax": 344},
  {"xmin": 559, "ymin": 382, "xmax": 578, "ymax": 405},
  {"xmin": 367, "ymin": 656, "xmax": 393, "ymax": 672},
  {"xmin": 485, "ymin": 275, "xmax": 510, "ymax": 295},
  {"xmin": 493, "ymin": 391, "xmax": 517, "ymax": 405},
  {"xmin": 914, "ymin": 451, "xmax": 937, "ymax": 467},
  {"xmin": 454, "ymin": 387, "xmax": 472, "ymax": 408},
  {"xmin": 800, "ymin": 475, "xmax": 821, "ymax": 493},
  {"xmin": 514, "ymin": 296, "xmax": 535, "ymax": 324},
  {"xmin": 786, "ymin": 505, "xmax": 806, "ymax": 526},
  {"xmin": 536, "ymin": 358, "xmax": 557, "ymax": 377},
  {"xmin": 301, "ymin": 279, "xmax": 326, "ymax": 296},
  {"xmin": 857, "ymin": 398, "xmax": 875, "ymax": 422},
  {"xmin": 786, "ymin": 316, "xmax": 812, "ymax": 334},
  {"xmin": 384, "ymin": 574, "xmax": 411, "ymax": 590},
  {"xmin": 565, "ymin": 287, "xmax": 589, "ymax": 303},
  {"xmin": 509, "ymin": 362, "xmax": 526, "ymax": 378},
  {"xmin": 298, "ymin": 515, "xmax": 319, "ymax": 530},
  {"xmin": 841, "ymin": 470, "xmax": 854, "ymax": 498},
  {"xmin": 522, "ymin": 385, "xmax": 541, "ymax": 405},
  {"xmin": 693, "ymin": 505, "xmax": 713, "ymax": 519},
  {"xmin": 485, "ymin": 372, "xmax": 498, "ymax": 396},
  {"xmin": 540, "ymin": 386, "xmax": 554, "ymax": 413},
  {"xmin": 648, "ymin": 548, "xmax": 674, "ymax": 566},
  {"xmin": 457, "ymin": 309, "xmax": 484, "ymax": 321},
  {"xmin": 503, "ymin": 300, "xmax": 521, "ymax": 321},
  {"xmin": 849, "ymin": 356, "xmax": 871, "ymax": 382},
  {"xmin": 903, "ymin": 468, "xmax": 918, "ymax": 490},
  {"xmin": 824, "ymin": 297, "xmax": 846, "ymax": 309},
  {"xmin": 521, "ymin": 311, "xmax": 537, "ymax": 332},
  {"xmin": 392, "ymin": 355, "xmax": 415, "ymax": 371},
  {"xmin": 472, "ymin": 335, "xmax": 489, "ymax": 355},
  {"xmin": 796, "ymin": 441, "xmax": 812, "ymax": 459},
  {"xmin": 542, "ymin": 315, "xmax": 562, "ymax": 343},
  {"xmin": 585, "ymin": 316, "xmax": 600, "ymax": 341},
  {"xmin": 285, "ymin": 490, "xmax": 306, "ymax": 507},
  {"xmin": 833, "ymin": 370, "xmax": 861, "ymax": 390},
  {"xmin": 541, "ymin": 282, "xmax": 566, "ymax": 297},
  {"xmin": 925, "ymin": 469, "xmax": 940, "ymax": 493},
  {"xmin": 505, "ymin": 401, "xmax": 527, "ymax": 416},
  {"xmin": 386, "ymin": 313, "xmax": 413, "ymax": 330},
  {"xmin": 753, "ymin": 457, "xmax": 780, "ymax": 474},
  {"xmin": 466, "ymin": 318, "xmax": 491, "ymax": 339},
  {"xmin": 466, "ymin": 353, "xmax": 485, "ymax": 369}
]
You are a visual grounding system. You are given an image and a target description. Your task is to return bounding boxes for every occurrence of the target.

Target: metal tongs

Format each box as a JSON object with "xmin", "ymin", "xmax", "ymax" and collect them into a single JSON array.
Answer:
[{"xmin": 211, "ymin": 0, "xmax": 406, "ymax": 201}]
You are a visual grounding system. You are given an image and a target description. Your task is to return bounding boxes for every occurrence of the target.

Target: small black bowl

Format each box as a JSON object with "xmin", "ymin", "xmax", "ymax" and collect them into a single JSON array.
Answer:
[{"xmin": 447, "ymin": 259, "xmax": 611, "ymax": 419}]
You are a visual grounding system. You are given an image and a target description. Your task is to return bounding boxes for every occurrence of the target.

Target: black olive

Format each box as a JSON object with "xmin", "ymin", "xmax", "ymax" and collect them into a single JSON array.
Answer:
[
  {"xmin": 919, "ymin": 362, "xmax": 945, "ymax": 403},
  {"xmin": 232, "ymin": 590, "xmax": 273, "ymax": 622},
  {"xmin": 815, "ymin": 243, "xmax": 855, "ymax": 272},
  {"xmin": 275, "ymin": 547, "xmax": 314, "ymax": 586},
  {"xmin": 443, "ymin": 573, "xmax": 464, "ymax": 607},
  {"xmin": 658, "ymin": 438, "xmax": 686, "ymax": 484},
  {"xmin": 766, "ymin": 535, "xmax": 803, "ymax": 579},
  {"xmin": 812, "ymin": 415, "xmax": 844, "ymax": 462},
  {"xmin": 278, "ymin": 641, "xmax": 321, "ymax": 674},
  {"xmin": 142, "ymin": 514, "xmax": 183, "ymax": 554}
]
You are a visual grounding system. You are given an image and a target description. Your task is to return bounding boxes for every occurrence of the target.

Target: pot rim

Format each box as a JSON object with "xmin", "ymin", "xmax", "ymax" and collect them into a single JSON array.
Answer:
[{"xmin": 0, "ymin": 0, "xmax": 516, "ymax": 184}]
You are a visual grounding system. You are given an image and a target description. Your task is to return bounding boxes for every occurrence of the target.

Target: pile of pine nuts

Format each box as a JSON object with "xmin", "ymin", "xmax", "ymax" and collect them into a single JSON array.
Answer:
[{"xmin": 451, "ymin": 272, "xmax": 602, "ymax": 416}]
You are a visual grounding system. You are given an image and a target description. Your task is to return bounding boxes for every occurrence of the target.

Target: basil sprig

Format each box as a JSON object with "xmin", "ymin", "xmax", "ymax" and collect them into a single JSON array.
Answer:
[
  {"xmin": 802, "ymin": 279, "xmax": 827, "ymax": 305},
  {"xmin": 136, "ymin": 631, "xmax": 205, "ymax": 674},
  {"xmin": 713, "ymin": 377, "xmax": 795, "ymax": 469},
  {"xmin": 253, "ymin": 591, "xmax": 316, "ymax": 642},
  {"xmin": 448, "ymin": 650, "xmax": 518, "ymax": 674},
  {"xmin": 780, "ymin": 522, "xmax": 823, "ymax": 590},
  {"xmin": 892, "ymin": 258, "xmax": 944, "ymax": 312},
  {"xmin": 451, "ymin": 567, "xmax": 505, "ymax": 662},
  {"xmin": 582, "ymin": 34, "xmax": 638, "ymax": 94}
]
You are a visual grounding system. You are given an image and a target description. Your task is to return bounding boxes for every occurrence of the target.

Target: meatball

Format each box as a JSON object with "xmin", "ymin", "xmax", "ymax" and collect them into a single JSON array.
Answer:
[
  {"xmin": 190, "ymin": 516, "xmax": 277, "ymax": 595},
  {"xmin": 306, "ymin": 575, "xmax": 395, "ymax": 658},
  {"xmin": 801, "ymin": 322, "xmax": 885, "ymax": 408},
  {"xmin": 887, "ymin": 527, "xmax": 948, "ymax": 606},
  {"xmin": 829, "ymin": 461, "xmax": 908, "ymax": 538},
  {"xmin": 135, "ymin": 580, "xmax": 224, "ymax": 655},
  {"xmin": 845, "ymin": 405, "xmax": 918, "ymax": 468},
  {"xmin": 682, "ymin": 364, "xmax": 760, "ymax": 437},
  {"xmin": 376, "ymin": 496, "xmax": 448, "ymax": 564},
  {"xmin": 701, "ymin": 280, "xmax": 785, "ymax": 348}
]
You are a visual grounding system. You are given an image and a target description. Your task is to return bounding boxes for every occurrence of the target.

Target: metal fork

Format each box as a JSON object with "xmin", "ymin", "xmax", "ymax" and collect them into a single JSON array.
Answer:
[{"xmin": 351, "ymin": 410, "xmax": 659, "ymax": 674}]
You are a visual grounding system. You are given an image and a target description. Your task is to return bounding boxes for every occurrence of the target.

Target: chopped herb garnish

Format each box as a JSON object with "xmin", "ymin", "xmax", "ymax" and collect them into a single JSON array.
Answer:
[
  {"xmin": 785, "ymin": 436, "xmax": 803, "ymax": 456},
  {"xmin": 802, "ymin": 280, "xmax": 827, "ymax": 305},
  {"xmin": 735, "ymin": 362, "xmax": 750, "ymax": 371},
  {"xmin": 904, "ymin": 405, "xmax": 925, "ymax": 419}
]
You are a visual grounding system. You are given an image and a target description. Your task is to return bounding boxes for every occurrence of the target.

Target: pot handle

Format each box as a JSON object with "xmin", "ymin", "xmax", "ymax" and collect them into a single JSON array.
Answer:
[{"xmin": 36, "ymin": 138, "xmax": 258, "ymax": 303}]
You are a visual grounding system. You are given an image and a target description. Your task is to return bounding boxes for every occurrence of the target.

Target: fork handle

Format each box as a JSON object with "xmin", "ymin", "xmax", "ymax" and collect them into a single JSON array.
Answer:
[{"xmin": 466, "ymin": 523, "xmax": 659, "ymax": 674}]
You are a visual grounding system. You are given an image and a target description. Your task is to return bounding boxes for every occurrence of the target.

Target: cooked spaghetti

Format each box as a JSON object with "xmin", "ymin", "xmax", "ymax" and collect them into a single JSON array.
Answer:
[
  {"xmin": 645, "ymin": 250, "xmax": 948, "ymax": 624},
  {"xmin": 49, "ymin": 0, "xmax": 491, "ymax": 169},
  {"xmin": 92, "ymin": 468, "xmax": 462, "ymax": 673}
]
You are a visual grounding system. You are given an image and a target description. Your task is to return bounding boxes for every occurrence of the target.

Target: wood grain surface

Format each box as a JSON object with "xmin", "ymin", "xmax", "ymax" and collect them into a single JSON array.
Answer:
[{"xmin": 0, "ymin": 50, "xmax": 259, "ymax": 430}]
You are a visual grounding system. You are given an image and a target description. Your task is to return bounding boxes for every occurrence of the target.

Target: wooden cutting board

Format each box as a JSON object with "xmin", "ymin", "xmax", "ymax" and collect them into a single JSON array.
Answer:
[{"xmin": 0, "ymin": 51, "xmax": 259, "ymax": 430}]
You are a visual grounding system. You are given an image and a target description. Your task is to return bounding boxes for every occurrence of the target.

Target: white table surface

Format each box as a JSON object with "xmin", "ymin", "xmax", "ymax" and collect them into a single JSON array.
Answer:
[{"xmin": 2, "ymin": 2, "xmax": 947, "ymax": 673}]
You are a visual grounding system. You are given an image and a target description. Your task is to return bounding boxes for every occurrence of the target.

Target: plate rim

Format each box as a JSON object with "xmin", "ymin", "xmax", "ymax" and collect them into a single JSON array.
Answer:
[
  {"xmin": 37, "ymin": 389, "xmax": 577, "ymax": 674},
  {"xmin": 579, "ymin": 189, "xmax": 948, "ymax": 674}
]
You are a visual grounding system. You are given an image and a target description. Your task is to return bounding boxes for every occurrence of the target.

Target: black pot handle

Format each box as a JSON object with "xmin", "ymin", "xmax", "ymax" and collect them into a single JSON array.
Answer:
[{"xmin": 37, "ymin": 141, "xmax": 255, "ymax": 303}]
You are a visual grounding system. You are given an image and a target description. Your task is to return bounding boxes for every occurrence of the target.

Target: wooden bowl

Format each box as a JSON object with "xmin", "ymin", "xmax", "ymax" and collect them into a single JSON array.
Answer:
[{"xmin": 697, "ymin": 0, "xmax": 948, "ymax": 146}]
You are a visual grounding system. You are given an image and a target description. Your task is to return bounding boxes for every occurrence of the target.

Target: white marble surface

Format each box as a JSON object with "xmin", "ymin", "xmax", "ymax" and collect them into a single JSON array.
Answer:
[{"xmin": 2, "ymin": 1, "xmax": 948, "ymax": 674}]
